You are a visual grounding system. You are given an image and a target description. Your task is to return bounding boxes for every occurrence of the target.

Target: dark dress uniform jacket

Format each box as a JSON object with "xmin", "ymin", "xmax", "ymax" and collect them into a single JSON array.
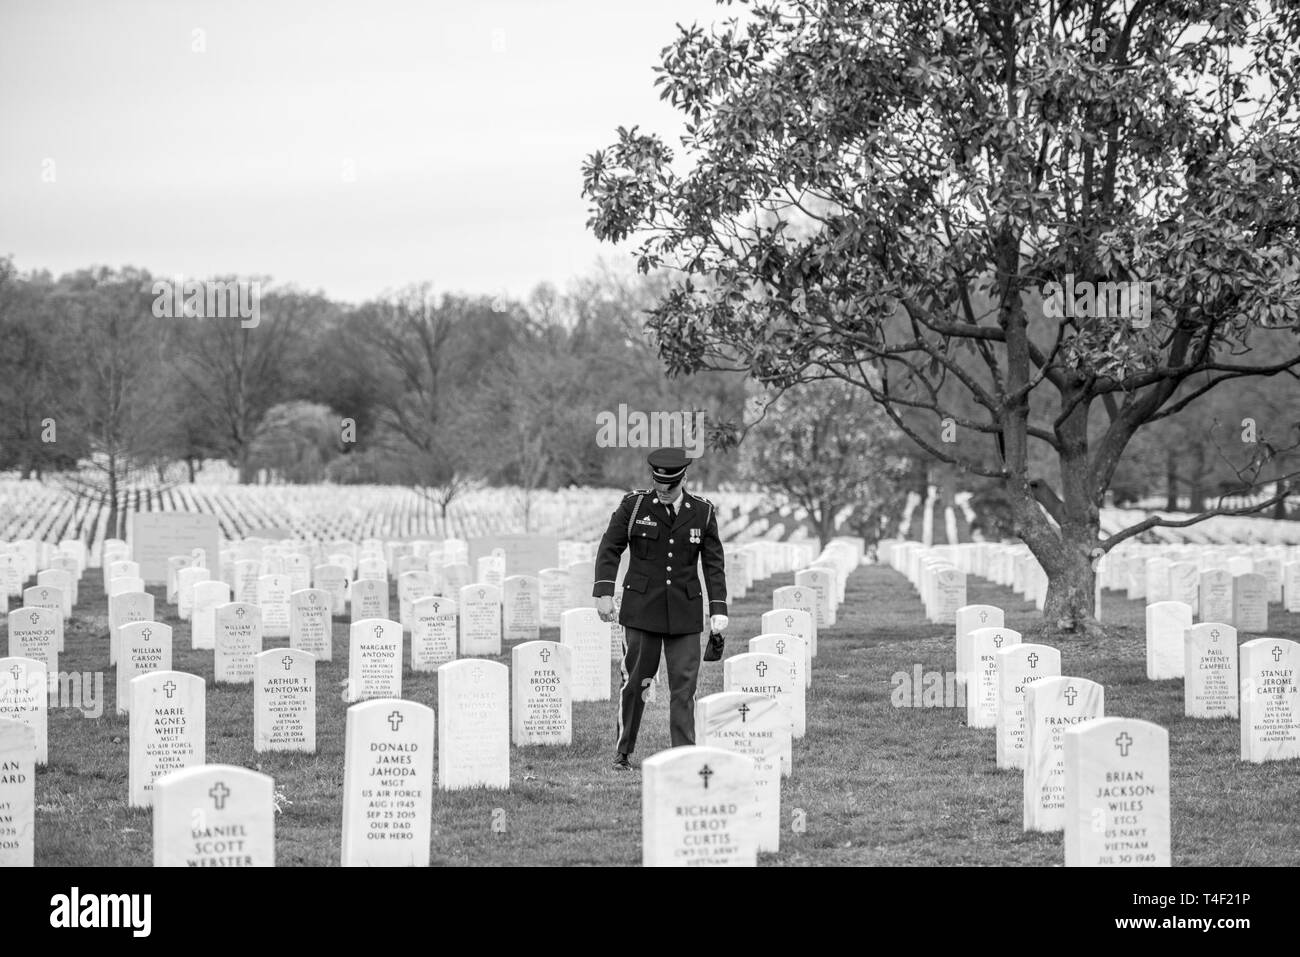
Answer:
[{"xmin": 593, "ymin": 489, "xmax": 728, "ymax": 634}]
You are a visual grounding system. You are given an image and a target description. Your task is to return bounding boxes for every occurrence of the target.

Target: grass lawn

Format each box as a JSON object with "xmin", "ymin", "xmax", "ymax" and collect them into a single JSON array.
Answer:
[{"xmin": 27, "ymin": 561, "xmax": 1300, "ymax": 866}]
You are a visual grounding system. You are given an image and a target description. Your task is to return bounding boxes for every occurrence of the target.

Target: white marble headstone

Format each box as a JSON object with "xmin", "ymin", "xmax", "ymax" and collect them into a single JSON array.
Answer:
[
  {"xmin": 0, "ymin": 717, "xmax": 35, "ymax": 866},
  {"xmin": 1023, "ymin": 676, "xmax": 1103, "ymax": 833},
  {"xmin": 1240, "ymin": 638, "xmax": 1299, "ymax": 763},
  {"xmin": 341, "ymin": 699, "xmax": 435, "ymax": 867},
  {"xmin": 1063, "ymin": 717, "xmax": 1170, "ymax": 867},
  {"xmin": 510, "ymin": 641, "xmax": 572, "ymax": 746},
  {"xmin": 1145, "ymin": 601, "xmax": 1191, "ymax": 680},
  {"xmin": 560, "ymin": 608, "xmax": 611, "ymax": 702},
  {"xmin": 153, "ymin": 764, "xmax": 274, "ymax": 867},
  {"xmin": 347, "ymin": 618, "xmax": 402, "ymax": 703},
  {"xmin": 1184, "ymin": 623, "xmax": 1238, "ymax": 718},
  {"xmin": 254, "ymin": 648, "xmax": 316, "ymax": 753},
  {"xmin": 290, "ymin": 588, "xmax": 333, "ymax": 661},
  {"xmin": 437, "ymin": 659, "xmax": 509, "ymax": 790},
  {"xmin": 642, "ymin": 746, "xmax": 758, "ymax": 867},
  {"xmin": 128, "ymin": 671, "xmax": 205, "ymax": 807}
]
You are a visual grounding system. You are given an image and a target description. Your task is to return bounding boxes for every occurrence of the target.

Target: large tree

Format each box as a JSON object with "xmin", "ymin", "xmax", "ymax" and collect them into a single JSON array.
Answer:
[{"xmin": 583, "ymin": 0, "xmax": 1300, "ymax": 633}]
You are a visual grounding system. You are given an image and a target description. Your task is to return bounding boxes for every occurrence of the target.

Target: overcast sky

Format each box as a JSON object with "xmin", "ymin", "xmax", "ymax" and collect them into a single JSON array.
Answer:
[{"xmin": 0, "ymin": 0, "xmax": 723, "ymax": 303}]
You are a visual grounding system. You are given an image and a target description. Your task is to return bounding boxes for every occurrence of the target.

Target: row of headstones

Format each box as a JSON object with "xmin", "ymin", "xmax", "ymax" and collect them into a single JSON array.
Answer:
[
  {"xmin": 0, "ymin": 609, "xmax": 819, "ymax": 867},
  {"xmin": 0, "ymin": 525, "xmax": 847, "ymax": 867},
  {"xmin": 1119, "ymin": 563, "xmax": 1300, "ymax": 632},
  {"xmin": 632, "ymin": 538, "xmax": 871, "ymax": 866},
  {"xmin": 955, "ymin": 604, "xmax": 1299, "ymax": 867},
  {"xmin": 1099, "ymin": 545, "xmax": 1300, "ymax": 611},
  {"xmin": 879, "ymin": 540, "xmax": 1052, "ymax": 616},
  {"xmin": 0, "ymin": 559, "xmax": 824, "ymax": 865}
]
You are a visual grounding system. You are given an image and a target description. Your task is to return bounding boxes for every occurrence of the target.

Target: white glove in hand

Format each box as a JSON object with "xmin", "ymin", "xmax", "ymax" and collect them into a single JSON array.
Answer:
[{"xmin": 710, "ymin": 615, "xmax": 729, "ymax": 633}]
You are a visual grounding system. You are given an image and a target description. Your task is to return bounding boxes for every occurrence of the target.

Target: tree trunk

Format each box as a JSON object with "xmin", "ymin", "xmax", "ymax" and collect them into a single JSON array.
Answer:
[
  {"xmin": 814, "ymin": 501, "xmax": 836, "ymax": 552},
  {"xmin": 187, "ymin": 457, "xmax": 198, "ymax": 483},
  {"xmin": 1009, "ymin": 380, "xmax": 1102, "ymax": 635},
  {"xmin": 1273, "ymin": 480, "xmax": 1290, "ymax": 520},
  {"xmin": 237, "ymin": 448, "xmax": 256, "ymax": 485},
  {"xmin": 1164, "ymin": 447, "xmax": 1178, "ymax": 511}
]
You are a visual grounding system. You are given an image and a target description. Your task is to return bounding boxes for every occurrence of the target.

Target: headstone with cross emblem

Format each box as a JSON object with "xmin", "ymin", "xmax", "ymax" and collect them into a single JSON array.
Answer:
[
  {"xmin": 152, "ymin": 764, "xmax": 274, "ymax": 867},
  {"xmin": 458, "ymin": 583, "xmax": 503, "ymax": 658},
  {"xmin": 0, "ymin": 552, "xmax": 23, "ymax": 600},
  {"xmin": 0, "ymin": 658, "xmax": 46, "ymax": 765},
  {"xmin": 723, "ymin": 652, "xmax": 798, "ymax": 773},
  {"xmin": 108, "ymin": 590, "xmax": 154, "ymax": 667},
  {"xmin": 695, "ymin": 692, "xmax": 787, "ymax": 853},
  {"xmin": 347, "ymin": 618, "xmax": 402, "ymax": 703},
  {"xmin": 995, "ymin": 643, "xmax": 1062, "ymax": 770},
  {"xmin": 350, "ymin": 577, "xmax": 389, "ymax": 624},
  {"xmin": 1183, "ymin": 622, "xmax": 1239, "ymax": 718},
  {"xmin": 0, "ymin": 716, "xmax": 35, "ymax": 866},
  {"xmin": 116, "ymin": 621, "xmax": 173, "ymax": 715},
  {"xmin": 283, "ymin": 552, "xmax": 312, "ymax": 593},
  {"xmin": 108, "ymin": 559, "xmax": 142, "ymax": 592},
  {"xmin": 501, "ymin": 575, "xmax": 541, "ymax": 644},
  {"xmin": 931, "ymin": 567, "xmax": 967, "ymax": 625},
  {"xmin": 1023, "ymin": 676, "xmax": 1104, "ymax": 832},
  {"xmin": 312, "ymin": 563, "xmax": 350, "ymax": 616},
  {"xmin": 510, "ymin": 641, "xmax": 572, "ymax": 746},
  {"xmin": 7, "ymin": 606, "xmax": 60, "ymax": 675},
  {"xmin": 1239, "ymin": 638, "xmax": 1299, "ymax": 763},
  {"xmin": 43, "ymin": 561, "xmax": 79, "ymax": 610},
  {"xmin": 437, "ymin": 659, "xmax": 509, "ymax": 790},
  {"xmin": 771, "ymin": 587, "xmax": 818, "ymax": 657},
  {"xmin": 559, "ymin": 607, "xmax": 610, "ymax": 702},
  {"xmin": 256, "ymin": 574, "xmax": 293, "ymax": 639},
  {"xmin": 128, "ymin": 671, "xmax": 205, "ymax": 807},
  {"xmin": 794, "ymin": 568, "xmax": 835, "ymax": 628},
  {"xmin": 410, "ymin": 596, "xmax": 457, "ymax": 672},
  {"xmin": 290, "ymin": 587, "xmax": 333, "ymax": 660},
  {"xmin": 1145, "ymin": 601, "xmax": 1191, "ymax": 680},
  {"xmin": 955, "ymin": 605, "xmax": 1004, "ymax": 685},
  {"xmin": 341, "ymin": 698, "xmax": 435, "ymax": 866},
  {"xmin": 190, "ymin": 580, "xmax": 230, "ymax": 651},
  {"xmin": 1063, "ymin": 717, "xmax": 1170, "ymax": 867},
  {"xmin": 537, "ymin": 568, "xmax": 567, "ymax": 628},
  {"xmin": 749, "ymin": 633, "xmax": 809, "ymax": 713},
  {"xmin": 642, "ymin": 746, "xmax": 758, "ymax": 867},
  {"xmin": 23, "ymin": 584, "xmax": 66, "ymax": 651},
  {"xmin": 964, "ymin": 627, "xmax": 1023, "ymax": 729},
  {"xmin": 215, "ymin": 602, "xmax": 263, "ymax": 685},
  {"xmin": 254, "ymin": 648, "xmax": 316, "ymax": 753},
  {"xmin": 760, "ymin": 608, "xmax": 814, "ymax": 679},
  {"xmin": 1232, "ymin": 573, "xmax": 1269, "ymax": 633}
]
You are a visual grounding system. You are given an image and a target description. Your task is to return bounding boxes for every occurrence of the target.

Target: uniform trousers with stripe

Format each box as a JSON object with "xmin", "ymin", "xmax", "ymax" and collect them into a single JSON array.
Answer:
[{"xmin": 616, "ymin": 626, "xmax": 701, "ymax": 754}]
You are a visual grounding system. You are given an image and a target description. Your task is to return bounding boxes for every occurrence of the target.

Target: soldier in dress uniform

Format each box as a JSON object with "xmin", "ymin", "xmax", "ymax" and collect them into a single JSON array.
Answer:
[{"xmin": 594, "ymin": 447, "xmax": 728, "ymax": 770}]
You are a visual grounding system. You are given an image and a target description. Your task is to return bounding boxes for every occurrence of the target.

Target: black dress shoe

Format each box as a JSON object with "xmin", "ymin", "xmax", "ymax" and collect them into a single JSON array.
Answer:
[{"xmin": 612, "ymin": 752, "xmax": 632, "ymax": 771}]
